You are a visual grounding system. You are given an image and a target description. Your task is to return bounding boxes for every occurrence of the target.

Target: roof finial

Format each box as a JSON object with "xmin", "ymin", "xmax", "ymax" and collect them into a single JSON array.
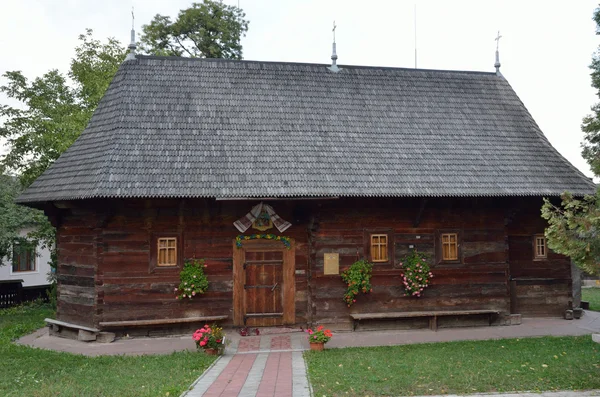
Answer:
[
  {"xmin": 328, "ymin": 21, "xmax": 340, "ymax": 73},
  {"xmin": 125, "ymin": 7, "xmax": 137, "ymax": 61},
  {"xmin": 494, "ymin": 30, "xmax": 502, "ymax": 76}
]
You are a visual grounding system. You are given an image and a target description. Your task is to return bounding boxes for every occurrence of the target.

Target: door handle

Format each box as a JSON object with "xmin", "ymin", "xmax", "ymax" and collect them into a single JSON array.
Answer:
[{"xmin": 271, "ymin": 283, "xmax": 278, "ymax": 291}]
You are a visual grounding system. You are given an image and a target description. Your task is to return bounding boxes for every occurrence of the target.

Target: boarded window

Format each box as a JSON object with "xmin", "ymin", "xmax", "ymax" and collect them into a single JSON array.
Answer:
[
  {"xmin": 12, "ymin": 244, "xmax": 35, "ymax": 272},
  {"xmin": 157, "ymin": 237, "xmax": 177, "ymax": 267},
  {"xmin": 441, "ymin": 233, "xmax": 458, "ymax": 261},
  {"xmin": 534, "ymin": 235, "xmax": 547, "ymax": 259},
  {"xmin": 371, "ymin": 234, "xmax": 388, "ymax": 262}
]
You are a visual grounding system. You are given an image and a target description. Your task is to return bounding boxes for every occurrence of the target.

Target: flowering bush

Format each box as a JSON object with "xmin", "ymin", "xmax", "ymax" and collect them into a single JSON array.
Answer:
[
  {"xmin": 175, "ymin": 259, "xmax": 209, "ymax": 300},
  {"xmin": 399, "ymin": 249, "xmax": 433, "ymax": 297},
  {"xmin": 193, "ymin": 324, "xmax": 225, "ymax": 351},
  {"xmin": 341, "ymin": 259, "xmax": 373, "ymax": 307},
  {"xmin": 306, "ymin": 325, "xmax": 333, "ymax": 344}
]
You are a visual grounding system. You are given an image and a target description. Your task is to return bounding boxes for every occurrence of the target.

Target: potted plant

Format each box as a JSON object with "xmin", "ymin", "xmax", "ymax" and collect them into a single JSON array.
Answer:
[
  {"xmin": 193, "ymin": 324, "xmax": 225, "ymax": 355},
  {"xmin": 306, "ymin": 325, "xmax": 333, "ymax": 351}
]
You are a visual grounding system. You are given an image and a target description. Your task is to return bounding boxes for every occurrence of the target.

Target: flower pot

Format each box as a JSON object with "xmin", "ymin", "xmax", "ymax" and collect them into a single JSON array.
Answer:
[
  {"xmin": 204, "ymin": 348, "xmax": 219, "ymax": 355},
  {"xmin": 310, "ymin": 342, "xmax": 325, "ymax": 351}
]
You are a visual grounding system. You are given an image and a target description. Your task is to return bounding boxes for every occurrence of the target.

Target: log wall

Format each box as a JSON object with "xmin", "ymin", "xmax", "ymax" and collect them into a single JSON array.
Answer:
[
  {"xmin": 310, "ymin": 198, "xmax": 511, "ymax": 328},
  {"xmin": 52, "ymin": 196, "xmax": 570, "ymax": 330},
  {"xmin": 56, "ymin": 209, "xmax": 102, "ymax": 327},
  {"xmin": 507, "ymin": 198, "xmax": 572, "ymax": 316}
]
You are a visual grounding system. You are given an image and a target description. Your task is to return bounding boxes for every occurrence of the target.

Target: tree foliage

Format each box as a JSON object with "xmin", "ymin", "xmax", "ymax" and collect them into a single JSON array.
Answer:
[
  {"xmin": 0, "ymin": 175, "xmax": 48, "ymax": 263},
  {"xmin": 541, "ymin": 6, "xmax": 600, "ymax": 276},
  {"xmin": 140, "ymin": 0, "xmax": 249, "ymax": 59},
  {"xmin": 0, "ymin": 29, "xmax": 125, "ymax": 187},
  {"xmin": 0, "ymin": 30, "xmax": 124, "ymax": 270},
  {"xmin": 542, "ymin": 193, "xmax": 600, "ymax": 275}
]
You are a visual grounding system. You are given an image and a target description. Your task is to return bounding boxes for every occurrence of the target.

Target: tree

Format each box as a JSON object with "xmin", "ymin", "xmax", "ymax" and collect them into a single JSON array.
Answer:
[
  {"xmin": 541, "ymin": 6, "xmax": 600, "ymax": 276},
  {"xmin": 0, "ymin": 30, "xmax": 124, "ymax": 276},
  {"xmin": 140, "ymin": 0, "xmax": 249, "ymax": 59},
  {"xmin": 0, "ymin": 29, "xmax": 125, "ymax": 187},
  {"xmin": 0, "ymin": 175, "xmax": 45, "ymax": 262}
]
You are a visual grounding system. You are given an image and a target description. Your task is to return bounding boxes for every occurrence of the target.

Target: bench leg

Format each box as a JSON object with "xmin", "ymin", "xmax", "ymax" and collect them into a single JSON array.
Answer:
[
  {"xmin": 353, "ymin": 320, "xmax": 358, "ymax": 331},
  {"xmin": 429, "ymin": 316, "xmax": 438, "ymax": 331}
]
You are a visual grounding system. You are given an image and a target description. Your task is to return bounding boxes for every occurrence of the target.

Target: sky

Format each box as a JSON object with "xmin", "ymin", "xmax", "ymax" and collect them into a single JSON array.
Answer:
[{"xmin": 0, "ymin": 0, "xmax": 599, "ymax": 178}]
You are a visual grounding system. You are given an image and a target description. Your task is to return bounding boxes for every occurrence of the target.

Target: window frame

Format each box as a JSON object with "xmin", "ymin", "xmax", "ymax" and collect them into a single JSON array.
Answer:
[
  {"xmin": 150, "ymin": 233, "xmax": 183, "ymax": 271},
  {"xmin": 364, "ymin": 229, "xmax": 394, "ymax": 265},
  {"xmin": 11, "ymin": 243, "xmax": 36, "ymax": 273},
  {"xmin": 370, "ymin": 234, "xmax": 389, "ymax": 263},
  {"xmin": 436, "ymin": 229, "xmax": 462, "ymax": 265},
  {"xmin": 533, "ymin": 234, "xmax": 547, "ymax": 260}
]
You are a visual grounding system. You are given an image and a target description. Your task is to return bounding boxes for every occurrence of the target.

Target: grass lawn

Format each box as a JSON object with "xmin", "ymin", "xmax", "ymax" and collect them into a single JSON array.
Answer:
[
  {"xmin": 582, "ymin": 287, "xmax": 600, "ymax": 311},
  {"xmin": 0, "ymin": 302, "xmax": 216, "ymax": 397},
  {"xmin": 305, "ymin": 336, "xmax": 600, "ymax": 396}
]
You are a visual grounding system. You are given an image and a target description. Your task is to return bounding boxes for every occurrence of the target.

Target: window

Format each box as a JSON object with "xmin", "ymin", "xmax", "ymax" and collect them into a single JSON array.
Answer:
[
  {"xmin": 157, "ymin": 237, "xmax": 177, "ymax": 267},
  {"xmin": 150, "ymin": 233, "xmax": 182, "ymax": 271},
  {"xmin": 441, "ymin": 233, "xmax": 458, "ymax": 261},
  {"xmin": 12, "ymin": 244, "xmax": 35, "ymax": 272},
  {"xmin": 370, "ymin": 234, "xmax": 388, "ymax": 262},
  {"xmin": 534, "ymin": 235, "xmax": 547, "ymax": 259}
]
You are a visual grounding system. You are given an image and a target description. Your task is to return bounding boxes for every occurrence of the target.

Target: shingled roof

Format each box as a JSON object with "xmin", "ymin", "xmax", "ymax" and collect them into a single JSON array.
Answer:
[{"xmin": 17, "ymin": 56, "xmax": 595, "ymax": 204}]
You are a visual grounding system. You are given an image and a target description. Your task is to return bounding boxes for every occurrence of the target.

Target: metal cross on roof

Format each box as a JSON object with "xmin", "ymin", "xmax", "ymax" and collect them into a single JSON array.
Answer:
[
  {"xmin": 333, "ymin": 21, "xmax": 337, "ymax": 43},
  {"xmin": 495, "ymin": 31, "xmax": 502, "ymax": 51}
]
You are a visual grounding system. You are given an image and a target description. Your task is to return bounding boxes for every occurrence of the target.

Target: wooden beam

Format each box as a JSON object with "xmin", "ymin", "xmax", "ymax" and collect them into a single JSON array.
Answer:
[
  {"xmin": 413, "ymin": 198, "xmax": 428, "ymax": 227},
  {"xmin": 232, "ymin": 240, "xmax": 245, "ymax": 326},
  {"xmin": 283, "ymin": 239, "xmax": 296, "ymax": 325}
]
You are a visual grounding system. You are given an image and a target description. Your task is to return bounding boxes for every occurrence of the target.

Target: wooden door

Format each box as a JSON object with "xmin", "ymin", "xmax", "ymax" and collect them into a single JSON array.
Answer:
[
  {"xmin": 233, "ymin": 239, "xmax": 295, "ymax": 326},
  {"xmin": 244, "ymin": 251, "xmax": 284, "ymax": 326}
]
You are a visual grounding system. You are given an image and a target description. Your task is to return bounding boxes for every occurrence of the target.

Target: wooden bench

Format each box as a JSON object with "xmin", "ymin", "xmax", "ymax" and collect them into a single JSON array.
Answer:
[
  {"xmin": 45, "ymin": 318, "xmax": 112, "ymax": 342},
  {"xmin": 98, "ymin": 315, "xmax": 228, "ymax": 329},
  {"xmin": 350, "ymin": 310, "xmax": 499, "ymax": 331}
]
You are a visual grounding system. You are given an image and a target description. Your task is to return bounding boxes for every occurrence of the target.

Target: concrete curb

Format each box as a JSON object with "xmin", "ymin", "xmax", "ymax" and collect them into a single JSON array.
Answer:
[{"xmin": 179, "ymin": 354, "xmax": 230, "ymax": 397}]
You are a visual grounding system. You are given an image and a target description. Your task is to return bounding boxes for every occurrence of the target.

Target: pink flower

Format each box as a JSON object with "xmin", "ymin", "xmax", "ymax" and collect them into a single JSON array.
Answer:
[
  {"xmin": 200, "ymin": 340, "xmax": 206, "ymax": 346},
  {"xmin": 192, "ymin": 291, "xmax": 196, "ymax": 296},
  {"xmin": 182, "ymin": 294, "xmax": 186, "ymax": 298},
  {"xmin": 174, "ymin": 287, "xmax": 178, "ymax": 292}
]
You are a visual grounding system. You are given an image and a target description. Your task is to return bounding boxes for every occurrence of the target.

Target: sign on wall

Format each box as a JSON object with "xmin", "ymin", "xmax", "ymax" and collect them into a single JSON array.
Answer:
[{"xmin": 324, "ymin": 253, "xmax": 340, "ymax": 275}]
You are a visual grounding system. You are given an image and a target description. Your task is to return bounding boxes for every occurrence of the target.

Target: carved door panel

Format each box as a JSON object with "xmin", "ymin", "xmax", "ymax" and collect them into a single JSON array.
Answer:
[
  {"xmin": 244, "ymin": 251, "xmax": 284, "ymax": 326},
  {"xmin": 233, "ymin": 239, "xmax": 295, "ymax": 327}
]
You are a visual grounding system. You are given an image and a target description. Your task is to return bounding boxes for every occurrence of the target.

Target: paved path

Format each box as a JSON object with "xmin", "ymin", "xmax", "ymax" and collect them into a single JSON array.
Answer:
[{"xmin": 183, "ymin": 333, "xmax": 311, "ymax": 397}]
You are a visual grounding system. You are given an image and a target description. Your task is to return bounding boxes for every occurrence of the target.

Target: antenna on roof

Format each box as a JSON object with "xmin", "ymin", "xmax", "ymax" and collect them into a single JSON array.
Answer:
[
  {"xmin": 414, "ymin": 4, "xmax": 417, "ymax": 69},
  {"xmin": 125, "ymin": 6, "xmax": 137, "ymax": 61},
  {"xmin": 494, "ymin": 31, "xmax": 502, "ymax": 76},
  {"xmin": 328, "ymin": 21, "xmax": 340, "ymax": 73}
]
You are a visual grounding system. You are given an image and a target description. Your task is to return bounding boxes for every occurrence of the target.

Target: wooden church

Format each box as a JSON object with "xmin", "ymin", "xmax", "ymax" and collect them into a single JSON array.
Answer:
[{"xmin": 18, "ymin": 30, "xmax": 595, "ymax": 335}]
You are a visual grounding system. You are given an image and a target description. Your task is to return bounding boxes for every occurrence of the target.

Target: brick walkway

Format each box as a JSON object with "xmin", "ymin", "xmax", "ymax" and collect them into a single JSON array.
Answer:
[{"xmin": 184, "ymin": 333, "xmax": 310, "ymax": 397}]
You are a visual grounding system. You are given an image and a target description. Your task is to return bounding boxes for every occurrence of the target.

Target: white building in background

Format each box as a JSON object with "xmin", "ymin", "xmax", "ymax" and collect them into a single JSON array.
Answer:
[{"xmin": 0, "ymin": 227, "xmax": 52, "ymax": 287}]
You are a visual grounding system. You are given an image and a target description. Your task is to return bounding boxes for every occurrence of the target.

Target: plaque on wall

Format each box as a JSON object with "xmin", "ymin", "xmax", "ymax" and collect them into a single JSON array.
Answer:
[{"xmin": 324, "ymin": 253, "xmax": 340, "ymax": 275}]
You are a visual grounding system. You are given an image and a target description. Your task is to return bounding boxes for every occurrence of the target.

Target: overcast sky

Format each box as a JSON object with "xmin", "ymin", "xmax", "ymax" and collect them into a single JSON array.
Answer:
[{"xmin": 1, "ymin": 0, "xmax": 599, "ymax": 178}]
